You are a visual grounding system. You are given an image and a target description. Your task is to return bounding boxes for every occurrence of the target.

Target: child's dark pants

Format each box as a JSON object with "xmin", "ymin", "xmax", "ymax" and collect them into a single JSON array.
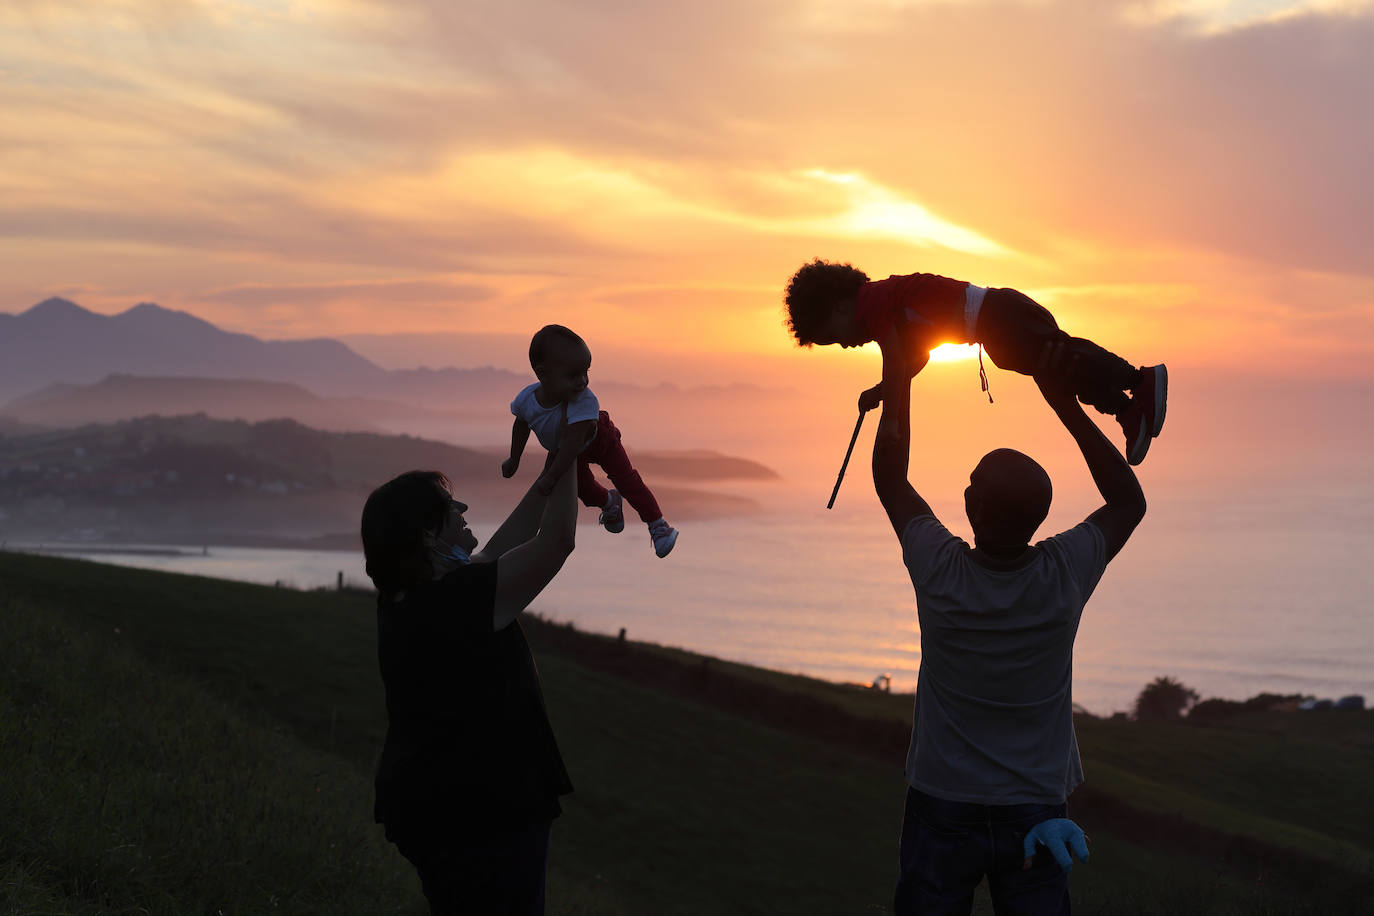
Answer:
[
  {"xmin": 978, "ymin": 288, "xmax": 1138, "ymax": 416},
  {"xmin": 893, "ymin": 786, "xmax": 1070, "ymax": 916},
  {"xmin": 577, "ymin": 411, "xmax": 663, "ymax": 524}
]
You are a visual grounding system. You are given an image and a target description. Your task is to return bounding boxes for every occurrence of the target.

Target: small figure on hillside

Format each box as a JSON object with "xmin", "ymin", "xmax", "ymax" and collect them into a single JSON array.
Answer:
[
  {"xmin": 785, "ymin": 260, "xmax": 1168, "ymax": 465},
  {"xmin": 504, "ymin": 324, "xmax": 679, "ymax": 558}
]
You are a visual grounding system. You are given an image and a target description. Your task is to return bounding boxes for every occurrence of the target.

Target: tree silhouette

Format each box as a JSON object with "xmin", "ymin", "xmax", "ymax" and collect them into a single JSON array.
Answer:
[{"xmin": 1133, "ymin": 676, "xmax": 1200, "ymax": 720}]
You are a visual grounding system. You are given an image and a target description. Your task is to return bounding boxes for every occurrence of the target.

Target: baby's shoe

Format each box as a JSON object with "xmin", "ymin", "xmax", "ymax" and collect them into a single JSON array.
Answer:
[
  {"xmin": 598, "ymin": 489, "xmax": 624, "ymax": 533},
  {"xmin": 1117, "ymin": 364, "xmax": 1167, "ymax": 466},
  {"xmin": 647, "ymin": 517, "xmax": 678, "ymax": 558}
]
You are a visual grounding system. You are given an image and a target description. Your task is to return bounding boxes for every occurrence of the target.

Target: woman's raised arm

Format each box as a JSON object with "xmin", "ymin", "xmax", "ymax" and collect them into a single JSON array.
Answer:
[{"xmin": 489, "ymin": 458, "xmax": 577, "ymax": 630}]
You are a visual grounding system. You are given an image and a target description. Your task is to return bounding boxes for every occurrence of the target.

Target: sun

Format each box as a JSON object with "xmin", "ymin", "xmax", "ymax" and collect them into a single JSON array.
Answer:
[{"xmin": 928, "ymin": 343, "xmax": 979, "ymax": 363}]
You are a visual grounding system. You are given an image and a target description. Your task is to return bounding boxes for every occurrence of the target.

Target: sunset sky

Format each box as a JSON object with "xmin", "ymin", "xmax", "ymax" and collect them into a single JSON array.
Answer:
[{"xmin": 4, "ymin": 0, "xmax": 1373, "ymax": 383}]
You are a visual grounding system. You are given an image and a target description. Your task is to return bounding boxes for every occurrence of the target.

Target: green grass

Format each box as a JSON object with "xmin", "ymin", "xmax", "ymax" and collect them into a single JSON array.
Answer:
[
  {"xmin": 1, "ymin": 551, "xmax": 1371, "ymax": 914},
  {"xmin": 0, "ymin": 596, "xmax": 418, "ymax": 915},
  {"xmin": 1076, "ymin": 716, "xmax": 1374, "ymax": 866},
  {"xmin": 0, "ymin": 553, "xmax": 903, "ymax": 913}
]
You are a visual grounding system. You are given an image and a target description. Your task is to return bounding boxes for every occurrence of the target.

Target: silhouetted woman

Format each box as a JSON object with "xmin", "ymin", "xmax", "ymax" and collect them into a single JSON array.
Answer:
[{"xmin": 361, "ymin": 451, "xmax": 577, "ymax": 915}]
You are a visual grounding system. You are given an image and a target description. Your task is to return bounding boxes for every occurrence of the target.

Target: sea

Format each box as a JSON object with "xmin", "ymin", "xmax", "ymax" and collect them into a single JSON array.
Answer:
[{"xmin": 18, "ymin": 485, "xmax": 1374, "ymax": 717}]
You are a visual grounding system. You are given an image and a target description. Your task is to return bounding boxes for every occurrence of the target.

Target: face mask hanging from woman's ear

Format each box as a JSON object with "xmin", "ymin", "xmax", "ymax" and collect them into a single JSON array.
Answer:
[{"xmin": 425, "ymin": 532, "xmax": 471, "ymax": 572}]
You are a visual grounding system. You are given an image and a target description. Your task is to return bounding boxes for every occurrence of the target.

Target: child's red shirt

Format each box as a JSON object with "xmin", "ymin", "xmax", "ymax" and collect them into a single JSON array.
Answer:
[{"xmin": 854, "ymin": 272, "xmax": 972, "ymax": 346}]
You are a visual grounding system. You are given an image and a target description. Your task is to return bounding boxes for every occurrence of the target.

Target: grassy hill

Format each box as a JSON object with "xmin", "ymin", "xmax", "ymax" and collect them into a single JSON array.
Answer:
[{"xmin": 1, "ymin": 552, "xmax": 1370, "ymax": 914}]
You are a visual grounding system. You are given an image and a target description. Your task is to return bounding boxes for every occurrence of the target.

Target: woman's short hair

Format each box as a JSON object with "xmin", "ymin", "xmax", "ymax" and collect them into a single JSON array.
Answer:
[
  {"xmin": 361, "ymin": 470, "xmax": 451, "ymax": 596},
  {"xmin": 784, "ymin": 259, "xmax": 870, "ymax": 346}
]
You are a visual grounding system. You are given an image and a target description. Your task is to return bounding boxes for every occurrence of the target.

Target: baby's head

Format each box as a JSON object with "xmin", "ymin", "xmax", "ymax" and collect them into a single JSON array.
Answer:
[
  {"xmin": 784, "ymin": 259, "xmax": 870, "ymax": 347},
  {"xmin": 529, "ymin": 324, "xmax": 592, "ymax": 403}
]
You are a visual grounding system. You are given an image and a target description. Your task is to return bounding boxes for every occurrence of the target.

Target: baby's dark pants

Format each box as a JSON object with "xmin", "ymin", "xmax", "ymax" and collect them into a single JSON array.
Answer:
[
  {"xmin": 577, "ymin": 411, "xmax": 663, "ymax": 524},
  {"xmin": 977, "ymin": 288, "xmax": 1138, "ymax": 416}
]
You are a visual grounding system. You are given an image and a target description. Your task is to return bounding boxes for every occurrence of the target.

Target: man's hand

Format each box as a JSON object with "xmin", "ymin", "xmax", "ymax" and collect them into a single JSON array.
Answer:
[
  {"xmin": 501, "ymin": 456, "xmax": 520, "ymax": 478},
  {"xmin": 858, "ymin": 383, "xmax": 883, "ymax": 413},
  {"xmin": 1022, "ymin": 818, "xmax": 1090, "ymax": 873},
  {"xmin": 876, "ymin": 327, "xmax": 928, "ymax": 445}
]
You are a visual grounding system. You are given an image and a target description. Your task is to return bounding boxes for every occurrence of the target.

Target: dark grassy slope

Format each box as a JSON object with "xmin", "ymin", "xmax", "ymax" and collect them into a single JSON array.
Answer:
[
  {"xmin": 0, "ymin": 599, "xmax": 417, "ymax": 915},
  {"xmin": 1, "ymin": 554, "xmax": 901, "ymax": 913},
  {"xmin": 1, "ymin": 552, "xmax": 1370, "ymax": 914}
]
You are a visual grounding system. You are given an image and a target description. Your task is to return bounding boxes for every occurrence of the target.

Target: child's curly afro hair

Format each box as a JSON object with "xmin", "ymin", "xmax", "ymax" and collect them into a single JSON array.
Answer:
[{"xmin": 784, "ymin": 259, "xmax": 869, "ymax": 346}]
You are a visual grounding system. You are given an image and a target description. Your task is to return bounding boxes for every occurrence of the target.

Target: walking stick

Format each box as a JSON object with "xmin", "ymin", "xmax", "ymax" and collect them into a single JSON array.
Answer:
[{"xmin": 826, "ymin": 408, "xmax": 869, "ymax": 509}]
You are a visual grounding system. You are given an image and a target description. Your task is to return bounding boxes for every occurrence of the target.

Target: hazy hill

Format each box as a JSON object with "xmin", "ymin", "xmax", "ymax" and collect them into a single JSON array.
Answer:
[
  {"xmin": 0, "ymin": 299, "xmax": 827, "ymax": 494},
  {"xmin": 0, "ymin": 416, "xmax": 45, "ymax": 438},
  {"xmin": 0, "ymin": 374, "xmax": 468, "ymax": 434},
  {"xmin": 0, "ymin": 297, "xmax": 703, "ymax": 411},
  {"xmin": 0, "ymin": 414, "xmax": 772, "ymax": 542}
]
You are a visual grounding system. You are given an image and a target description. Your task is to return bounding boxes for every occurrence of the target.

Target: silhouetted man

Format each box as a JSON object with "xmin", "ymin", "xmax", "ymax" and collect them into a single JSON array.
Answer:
[{"xmin": 872, "ymin": 337, "xmax": 1146, "ymax": 915}]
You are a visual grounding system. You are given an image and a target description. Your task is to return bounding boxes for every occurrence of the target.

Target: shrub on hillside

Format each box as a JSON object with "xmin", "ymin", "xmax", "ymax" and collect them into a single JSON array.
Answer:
[
  {"xmin": 1186, "ymin": 697, "xmax": 1245, "ymax": 723},
  {"xmin": 1134, "ymin": 676, "xmax": 1199, "ymax": 721},
  {"xmin": 1243, "ymin": 692, "xmax": 1310, "ymax": 711}
]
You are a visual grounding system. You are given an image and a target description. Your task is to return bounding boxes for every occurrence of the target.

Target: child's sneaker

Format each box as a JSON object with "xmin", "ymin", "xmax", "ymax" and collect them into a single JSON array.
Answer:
[
  {"xmin": 647, "ymin": 517, "xmax": 678, "ymax": 558},
  {"xmin": 598, "ymin": 489, "xmax": 624, "ymax": 533},
  {"xmin": 1117, "ymin": 365, "xmax": 1166, "ymax": 466}
]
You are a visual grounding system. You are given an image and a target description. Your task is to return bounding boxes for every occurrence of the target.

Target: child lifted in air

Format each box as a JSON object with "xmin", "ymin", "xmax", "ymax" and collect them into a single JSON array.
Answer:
[
  {"xmin": 503, "ymin": 324, "xmax": 679, "ymax": 557},
  {"xmin": 784, "ymin": 260, "xmax": 1168, "ymax": 464}
]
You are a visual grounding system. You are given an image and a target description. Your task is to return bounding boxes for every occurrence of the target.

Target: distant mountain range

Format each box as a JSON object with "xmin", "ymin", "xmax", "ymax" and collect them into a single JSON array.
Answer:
[
  {"xmin": 0, "ymin": 298, "xmax": 808, "ymax": 466},
  {"xmin": 0, "ymin": 298, "xmax": 391, "ymax": 402},
  {"xmin": 0, "ymin": 298, "xmax": 780, "ymax": 408}
]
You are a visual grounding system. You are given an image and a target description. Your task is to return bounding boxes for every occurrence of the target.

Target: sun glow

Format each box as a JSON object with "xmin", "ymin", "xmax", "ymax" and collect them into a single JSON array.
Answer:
[{"xmin": 928, "ymin": 343, "xmax": 979, "ymax": 363}]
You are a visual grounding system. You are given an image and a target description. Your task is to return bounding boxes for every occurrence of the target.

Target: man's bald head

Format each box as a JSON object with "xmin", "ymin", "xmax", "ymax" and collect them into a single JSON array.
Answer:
[{"xmin": 964, "ymin": 449, "xmax": 1053, "ymax": 550}]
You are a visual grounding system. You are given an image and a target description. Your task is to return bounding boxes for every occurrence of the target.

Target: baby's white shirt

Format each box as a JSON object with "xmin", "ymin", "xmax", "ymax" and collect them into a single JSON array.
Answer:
[{"xmin": 510, "ymin": 383, "xmax": 600, "ymax": 450}]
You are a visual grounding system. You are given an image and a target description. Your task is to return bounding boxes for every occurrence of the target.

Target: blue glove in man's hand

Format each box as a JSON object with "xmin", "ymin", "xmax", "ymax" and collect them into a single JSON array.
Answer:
[{"xmin": 1022, "ymin": 818, "xmax": 1090, "ymax": 873}]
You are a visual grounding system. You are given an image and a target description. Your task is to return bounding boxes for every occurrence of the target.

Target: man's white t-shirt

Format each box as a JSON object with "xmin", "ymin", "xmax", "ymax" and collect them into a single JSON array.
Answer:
[
  {"xmin": 510, "ymin": 384, "xmax": 600, "ymax": 450},
  {"xmin": 901, "ymin": 514, "xmax": 1108, "ymax": 805}
]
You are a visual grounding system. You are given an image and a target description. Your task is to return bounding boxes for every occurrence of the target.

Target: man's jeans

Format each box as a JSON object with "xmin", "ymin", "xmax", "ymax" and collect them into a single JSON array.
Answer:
[
  {"xmin": 894, "ymin": 786, "xmax": 1071, "ymax": 916},
  {"xmin": 395, "ymin": 819, "xmax": 552, "ymax": 916}
]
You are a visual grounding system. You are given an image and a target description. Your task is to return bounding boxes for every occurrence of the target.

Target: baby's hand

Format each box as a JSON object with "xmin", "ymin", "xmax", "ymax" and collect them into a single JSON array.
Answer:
[{"xmin": 501, "ymin": 456, "xmax": 520, "ymax": 478}]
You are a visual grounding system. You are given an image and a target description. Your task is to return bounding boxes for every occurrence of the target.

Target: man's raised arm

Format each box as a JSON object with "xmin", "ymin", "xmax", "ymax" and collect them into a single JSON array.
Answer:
[
  {"xmin": 872, "ymin": 327, "xmax": 934, "ymax": 538},
  {"xmin": 1036, "ymin": 344, "xmax": 1146, "ymax": 560}
]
